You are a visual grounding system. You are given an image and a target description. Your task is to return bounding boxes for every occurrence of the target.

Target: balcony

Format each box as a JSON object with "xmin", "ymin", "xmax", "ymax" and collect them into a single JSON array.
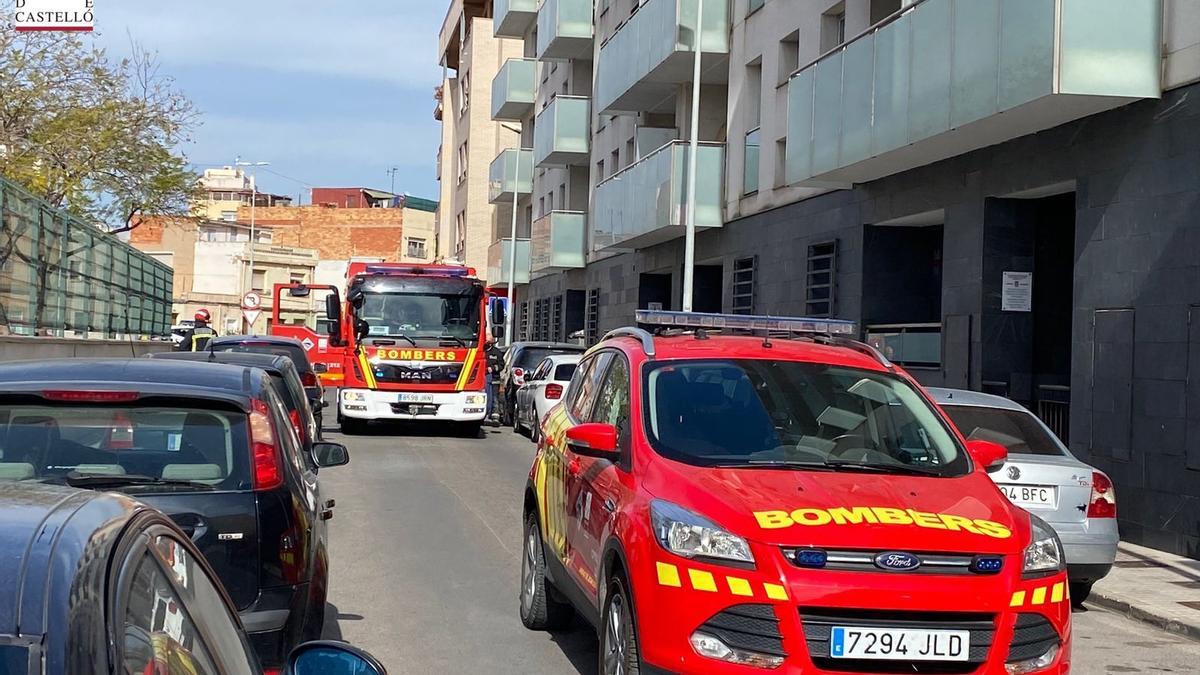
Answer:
[
  {"xmin": 595, "ymin": 0, "xmax": 729, "ymax": 114},
  {"xmin": 487, "ymin": 238, "xmax": 532, "ymax": 285},
  {"xmin": 593, "ymin": 140, "xmax": 724, "ymax": 251},
  {"xmin": 494, "ymin": 0, "xmax": 537, "ymax": 38},
  {"xmin": 536, "ymin": 0, "xmax": 594, "ymax": 60},
  {"xmin": 492, "ymin": 58, "xmax": 536, "ymax": 121},
  {"xmin": 533, "ymin": 96, "xmax": 590, "ymax": 167},
  {"xmin": 488, "ymin": 149, "xmax": 534, "ymax": 204},
  {"xmin": 531, "ymin": 211, "xmax": 586, "ymax": 272},
  {"xmin": 786, "ymin": 0, "xmax": 1162, "ymax": 187}
]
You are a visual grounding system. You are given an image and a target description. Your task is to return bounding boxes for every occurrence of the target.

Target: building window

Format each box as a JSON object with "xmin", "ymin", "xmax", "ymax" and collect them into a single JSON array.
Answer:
[
  {"xmin": 406, "ymin": 237, "xmax": 428, "ymax": 259},
  {"xmin": 221, "ymin": 211, "xmax": 237, "ymax": 222},
  {"xmin": 611, "ymin": 148, "xmax": 620, "ymax": 173},
  {"xmin": 732, "ymin": 256, "xmax": 757, "ymax": 314},
  {"xmin": 251, "ymin": 269, "xmax": 266, "ymax": 293},
  {"xmin": 778, "ymin": 30, "xmax": 800, "ymax": 85},
  {"xmin": 290, "ymin": 272, "xmax": 306, "ymax": 285},
  {"xmin": 595, "ymin": 159, "xmax": 605, "ymax": 185},
  {"xmin": 454, "ymin": 211, "xmax": 467, "ymax": 260},
  {"xmin": 626, "ymin": 136, "xmax": 636, "ymax": 164},
  {"xmin": 558, "ymin": 183, "xmax": 566, "ymax": 211},
  {"xmin": 457, "ymin": 142, "xmax": 468, "ymax": 184},
  {"xmin": 519, "ymin": 300, "xmax": 530, "ymax": 340},
  {"xmin": 805, "ymin": 240, "xmax": 838, "ymax": 317},
  {"xmin": 821, "ymin": 3, "xmax": 847, "ymax": 53},
  {"xmin": 551, "ymin": 294, "xmax": 563, "ymax": 342},
  {"xmin": 774, "ymin": 137, "xmax": 788, "ymax": 187},
  {"xmin": 586, "ymin": 288, "xmax": 600, "ymax": 345},
  {"xmin": 744, "ymin": 128, "xmax": 761, "ymax": 195},
  {"xmin": 748, "ymin": 0, "xmax": 765, "ymax": 15},
  {"xmin": 459, "ymin": 71, "xmax": 470, "ymax": 117}
]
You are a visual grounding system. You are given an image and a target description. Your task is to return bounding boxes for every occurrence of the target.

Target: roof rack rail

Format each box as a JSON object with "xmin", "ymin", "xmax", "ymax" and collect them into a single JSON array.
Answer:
[
  {"xmin": 816, "ymin": 335, "xmax": 895, "ymax": 371},
  {"xmin": 601, "ymin": 327, "xmax": 656, "ymax": 357}
]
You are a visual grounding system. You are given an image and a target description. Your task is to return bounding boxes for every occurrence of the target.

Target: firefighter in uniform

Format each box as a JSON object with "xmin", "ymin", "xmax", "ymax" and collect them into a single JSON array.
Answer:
[{"xmin": 177, "ymin": 309, "xmax": 216, "ymax": 352}]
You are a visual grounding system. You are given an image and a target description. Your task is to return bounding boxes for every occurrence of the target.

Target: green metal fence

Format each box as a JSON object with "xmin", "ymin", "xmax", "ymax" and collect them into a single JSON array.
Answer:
[{"xmin": 0, "ymin": 176, "xmax": 173, "ymax": 339}]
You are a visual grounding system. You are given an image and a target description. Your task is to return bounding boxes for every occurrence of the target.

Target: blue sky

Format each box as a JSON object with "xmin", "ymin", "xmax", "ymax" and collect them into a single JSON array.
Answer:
[{"xmin": 96, "ymin": 1, "xmax": 447, "ymax": 202}]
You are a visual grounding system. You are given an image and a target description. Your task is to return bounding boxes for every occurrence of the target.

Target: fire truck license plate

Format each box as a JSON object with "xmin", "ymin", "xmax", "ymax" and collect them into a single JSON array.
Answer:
[
  {"xmin": 830, "ymin": 627, "xmax": 970, "ymax": 661},
  {"xmin": 397, "ymin": 393, "xmax": 436, "ymax": 403}
]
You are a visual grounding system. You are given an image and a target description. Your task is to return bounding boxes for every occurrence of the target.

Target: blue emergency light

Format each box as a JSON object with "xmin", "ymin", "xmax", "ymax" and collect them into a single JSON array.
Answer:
[{"xmin": 635, "ymin": 310, "xmax": 857, "ymax": 336}]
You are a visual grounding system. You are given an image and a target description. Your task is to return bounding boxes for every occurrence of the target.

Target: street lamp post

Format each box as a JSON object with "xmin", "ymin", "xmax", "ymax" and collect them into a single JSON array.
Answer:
[
  {"xmin": 500, "ymin": 125, "xmax": 522, "ymax": 347},
  {"xmin": 681, "ymin": 0, "xmax": 704, "ymax": 313},
  {"xmin": 235, "ymin": 159, "xmax": 269, "ymax": 331}
]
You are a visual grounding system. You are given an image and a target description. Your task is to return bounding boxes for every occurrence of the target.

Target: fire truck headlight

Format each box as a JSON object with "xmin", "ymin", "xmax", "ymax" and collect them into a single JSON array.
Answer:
[
  {"xmin": 343, "ymin": 391, "xmax": 366, "ymax": 403},
  {"xmin": 1022, "ymin": 514, "xmax": 1064, "ymax": 575},
  {"xmin": 651, "ymin": 500, "xmax": 754, "ymax": 565}
]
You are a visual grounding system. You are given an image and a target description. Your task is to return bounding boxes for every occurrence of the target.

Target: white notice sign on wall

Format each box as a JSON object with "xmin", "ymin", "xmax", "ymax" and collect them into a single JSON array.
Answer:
[{"xmin": 1002, "ymin": 271, "xmax": 1033, "ymax": 312}]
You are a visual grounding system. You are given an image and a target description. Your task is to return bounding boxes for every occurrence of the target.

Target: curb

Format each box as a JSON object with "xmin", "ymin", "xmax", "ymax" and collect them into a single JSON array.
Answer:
[{"xmin": 1088, "ymin": 591, "xmax": 1200, "ymax": 643}]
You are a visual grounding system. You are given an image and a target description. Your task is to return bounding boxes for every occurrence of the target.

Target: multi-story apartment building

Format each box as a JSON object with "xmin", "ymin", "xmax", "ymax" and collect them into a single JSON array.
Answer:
[
  {"xmin": 436, "ymin": 0, "xmax": 525, "ymax": 274},
  {"xmin": 195, "ymin": 167, "xmax": 292, "ymax": 222},
  {"xmin": 489, "ymin": 0, "xmax": 1200, "ymax": 558}
]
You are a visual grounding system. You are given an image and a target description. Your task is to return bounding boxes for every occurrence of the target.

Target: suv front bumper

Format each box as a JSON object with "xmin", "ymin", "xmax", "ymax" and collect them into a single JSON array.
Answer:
[{"xmin": 340, "ymin": 388, "xmax": 487, "ymax": 422}]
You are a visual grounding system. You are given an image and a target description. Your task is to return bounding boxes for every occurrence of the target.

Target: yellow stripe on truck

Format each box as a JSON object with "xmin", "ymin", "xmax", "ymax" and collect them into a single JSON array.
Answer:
[{"xmin": 455, "ymin": 348, "xmax": 478, "ymax": 389}]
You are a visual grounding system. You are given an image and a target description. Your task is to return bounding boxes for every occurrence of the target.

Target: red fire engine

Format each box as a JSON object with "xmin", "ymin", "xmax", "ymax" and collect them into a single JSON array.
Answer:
[{"xmin": 270, "ymin": 263, "xmax": 492, "ymax": 434}]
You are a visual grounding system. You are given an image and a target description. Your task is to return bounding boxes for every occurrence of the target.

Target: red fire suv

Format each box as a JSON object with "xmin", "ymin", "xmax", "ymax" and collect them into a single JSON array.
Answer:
[{"xmin": 521, "ymin": 311, "xmax": 1071, "ymax": 675}]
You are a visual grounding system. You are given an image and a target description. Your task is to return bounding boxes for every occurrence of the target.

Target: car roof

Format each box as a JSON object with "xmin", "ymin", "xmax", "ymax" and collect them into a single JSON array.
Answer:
[
  {"xmin": 926, "ymin": 387, "xmax": 1030, "ymax": 412},
  {"xmin": 151, "ymin": 351, "xmax": 294, "ymax": 375},
  {"xmin": 0, "ymin": 359, "xmax": 264, "ymax": 408},
  {"xmin": 513, "ymin": 342, "xmax": 585, "ymax": 350},
  {"xmin": 212, "ymin": 335, "xmax": 305, "ymax": 348},
  {"xmin": 0, "ymin": 483, "xmax": 144, "ymax": 636},
  {"xmin": 600, "ymin": 333, "xmax": 891, "ymax": 373}
]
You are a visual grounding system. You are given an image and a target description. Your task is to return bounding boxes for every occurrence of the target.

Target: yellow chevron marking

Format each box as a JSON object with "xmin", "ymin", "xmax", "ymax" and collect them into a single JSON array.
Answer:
[
  {"xmin": 764, "ymin": 583, "xmax": 789, "ymax": 601},
  {"xmin": 1010, "ymin": 591, "xmax": 1026, "ymax": 607},
  {"xmin": 1031, "ymin": 587, "xmax": 1047, "ymax": 605},
  {"xmin": 1051, "ymin": 582, "xmax": 1065, "ymax": 604},
  {"xmin": 656, "ymin": 562, "xmax": 681, "ymax": 588},
  {"xmin": 727, "ymin": 577, "xmax": 753, "ymax": 597},
  {"xmin": 688, "ymin": 569, "xmax": 718, "ymax": 592}
]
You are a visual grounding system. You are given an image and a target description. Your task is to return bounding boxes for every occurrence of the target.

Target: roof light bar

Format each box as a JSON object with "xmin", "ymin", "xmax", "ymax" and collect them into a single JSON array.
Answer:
[
  {"xmin": 364, "ymin": 264, "xmax": 474, "ymax": 277},
  {"xmin": 635, "ymin": 310, "xmax": 856, "ymax": 336}
]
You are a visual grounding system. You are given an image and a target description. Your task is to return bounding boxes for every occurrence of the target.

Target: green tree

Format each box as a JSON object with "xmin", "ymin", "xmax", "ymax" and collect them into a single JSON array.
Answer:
[{"xmin": 0, "ymin": 26, "xmax": 200, "ymax": 230}]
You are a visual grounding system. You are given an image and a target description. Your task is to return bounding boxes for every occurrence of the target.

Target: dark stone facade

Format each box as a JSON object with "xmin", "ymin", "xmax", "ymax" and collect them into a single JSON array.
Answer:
[{"xmin": 523, "ymin": 82, "xmax": 1200, "ymax": 559}]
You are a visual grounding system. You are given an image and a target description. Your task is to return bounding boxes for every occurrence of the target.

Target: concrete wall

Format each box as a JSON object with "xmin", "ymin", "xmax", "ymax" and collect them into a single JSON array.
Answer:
[{"xmin": 0, "ymin": 337, "xmax": 172, "ymax": 361}]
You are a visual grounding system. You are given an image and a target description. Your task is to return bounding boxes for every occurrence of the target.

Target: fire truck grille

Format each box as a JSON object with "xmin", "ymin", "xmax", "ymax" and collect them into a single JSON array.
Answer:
[
  {"xmin": 372, "ymin": 363, "xmax": 463, "ymax": 385},
  {"xmin": 799, "ymin": 608, "xmax": 995, "ymax": 673},
  {"xmin": 1006, "ymin": 613, "xmax": 1060, "ymax": 663},
  {"xmin": 698, "ymin": 604, "xmax": 786, "ymax": 657}
]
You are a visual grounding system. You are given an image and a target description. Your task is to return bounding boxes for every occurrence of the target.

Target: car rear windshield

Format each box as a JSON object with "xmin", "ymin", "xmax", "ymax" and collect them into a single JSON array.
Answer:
[
  {"xmin": 643, "ymin": 360, "xmax": 968, "ymax": 476},
  {"xmin": 214, "ymin": 343, "xmax": 311, "ymax": 372},
  {"xmin": 517, "ymin": 347, "xmax": 580, "ymax": 370},
  {"xmin": 0, "ymin": 405, "xmax": 251, "ymax": 490},
  {"xmin": 940, "ymin": 405, "xmax": 1065, "ymax": 457},
  {"xmin": 553, "ymin": 363, "xmax": 577, "ymax": 381}
]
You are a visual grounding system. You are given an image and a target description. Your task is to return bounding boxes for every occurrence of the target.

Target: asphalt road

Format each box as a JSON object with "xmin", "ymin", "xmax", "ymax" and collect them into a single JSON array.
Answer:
[{"xmin": 317, "ymin": 424, "xmax": 1200, "ymax": 674}]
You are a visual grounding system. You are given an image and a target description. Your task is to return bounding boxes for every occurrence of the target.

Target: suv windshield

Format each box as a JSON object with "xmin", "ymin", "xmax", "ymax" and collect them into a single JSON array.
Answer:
[
  {"xmin": 0, "ymin": 405, "xmax": 250, "ymax": 490},
  {"xmin": 643, "ymin": 360, "xmax": 968, "ymax": 476},
  {"xmin": 940, "ymin": 405, "xmax": 1065, "ymax": 457}
]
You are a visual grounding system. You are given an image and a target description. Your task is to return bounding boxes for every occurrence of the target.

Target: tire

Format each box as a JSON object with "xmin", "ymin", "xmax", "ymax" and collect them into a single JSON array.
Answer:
[
  {"xmin": 519, "ymin": 512, "xmax": 573, "ymax": 631},
  {"xmin": 500, "ymin": 392, "xmax": 513, "ymax": 426},
  {"xmin": 513, "ymin": 402, "xmax": 526, "ymax": 436},
  {"xmin": 599, "ymin": 572, "xmax": 641, "ymax": 675},
  {"xmin": 1069, "ymin": 581, "xmax": 1093, "ymax": 606},
  {"xmin": 531, "ymin": 417, "xmax": 541, "ymax": 444},
  {"xmin": 340, "ymin": 417, "xmax": 367, "ymax": 435},
  {"xmin": 458, "ymin": 421, "xmax": 483, "ymax": 439}
]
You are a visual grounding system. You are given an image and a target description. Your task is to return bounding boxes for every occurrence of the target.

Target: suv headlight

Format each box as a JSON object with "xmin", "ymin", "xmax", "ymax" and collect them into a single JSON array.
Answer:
[
  {"xmin": 651, "ymin": 500, "xmax": 754, "ymax": 565},
  {"xmin": 1022, "ymin": 514, "xmax": 1064, "ymax": 575}
]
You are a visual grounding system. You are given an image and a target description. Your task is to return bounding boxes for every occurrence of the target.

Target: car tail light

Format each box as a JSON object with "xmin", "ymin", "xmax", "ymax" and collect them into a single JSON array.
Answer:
[
  {"xmin": 300, "ymin": 371, "xmax": 318, "ymax": 387},
  {"xmin": 249, "ymin": 399, "xmax": 283, "ymax": 490},
  {"xmin": 1087, "ymin": 471, "xmax": 1116, "ymax": 518},
  {"xmin": 513, "ymin": 367, "xmax": 525, "ymax": 384},
  {"xmin": 545, "ymin": 383, "xmax": 564, "ymax": 400},
  {"xmin": 42, "ymin": 390, "xmax": 140, "ymax": 403},
  {"xmin": 288, "ymin": 408, "xmax": 306, "ymax": 444}
]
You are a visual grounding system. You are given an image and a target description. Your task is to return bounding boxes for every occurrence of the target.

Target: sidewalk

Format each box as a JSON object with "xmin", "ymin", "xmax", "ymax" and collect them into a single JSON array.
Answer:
[{"xmin": 1089, "ymin": 542, "xmax": 1200, "ymax": 641}]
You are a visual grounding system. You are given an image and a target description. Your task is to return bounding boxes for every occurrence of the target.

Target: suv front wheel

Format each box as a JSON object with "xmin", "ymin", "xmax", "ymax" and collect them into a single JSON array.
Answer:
[
  {"xmin": 600, "ymin": 572, "xmax": 641, "ymax": 675},
  {"xmin": 519, "ymin": 512, "xmax": 573, "ymax": 630}
]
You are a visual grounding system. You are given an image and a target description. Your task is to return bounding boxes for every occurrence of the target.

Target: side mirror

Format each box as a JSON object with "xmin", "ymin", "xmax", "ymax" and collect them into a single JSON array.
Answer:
[
  {"xmin": 286, "ymin": 641, "xmax": 385, "ymax": 675},
  {"xmin": 313, "ymin": 363, "xmax": 328, "ymax": 374},
  {"xmin": 312, "ymin": 442, "xmax": 350, "ymax": 468},
  {"xmin": 965, "ymin": 439, "xmax": 1008, "ymax": 473},
  {"xmin": 490, "ymin": 299, "xmax": 507, "ymax": 326},
  {"xmin": 565, "ymin": 423, "xmax": 620, "ymax": 460}
]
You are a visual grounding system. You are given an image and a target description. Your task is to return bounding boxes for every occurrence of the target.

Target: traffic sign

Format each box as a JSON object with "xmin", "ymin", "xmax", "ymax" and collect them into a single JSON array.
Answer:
[
  {"xmin": 301, "ymin": 337, "xmax": 315, "ymax": 351},
  {"xmin": 242, "ymin": 291, "xmax": 262, "ymax": 310},
  {"xmin": 243, "ymin": 308, "xmax": 262, "ymax": 327}
]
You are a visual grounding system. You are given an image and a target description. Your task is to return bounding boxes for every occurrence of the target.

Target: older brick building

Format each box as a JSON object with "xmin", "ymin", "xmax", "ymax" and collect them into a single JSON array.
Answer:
[{"xmin": 238, "ymin": 204, "xmax": 405, "ymax": 261}]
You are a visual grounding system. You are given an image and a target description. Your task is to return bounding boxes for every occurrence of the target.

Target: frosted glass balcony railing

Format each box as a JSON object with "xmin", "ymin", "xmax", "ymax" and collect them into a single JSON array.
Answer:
[
  {"xmin": 786, "ymin": 0, "xmax": 1162, "ymax": 187},
  {"xmin": 595, "ymin": 0, "xmax": 729, "ymax": 114},
  {"xmin": 531, "ymin": 211, "xmax": 586, "ymax": 272},
  {"xmin": 491, "ymin": 58, "xmax": 536, "ymax": 121},
  {"xmin": 537, "ymin": 0, "xmax": 594, "ymax": 60},
  {"xmin": 534, "ymin": 96, "xmax": 590, "ymax": 167},
  {"xmin": 487, "ymin": 238, "xmax": 532, "ymax": 285},
  {"xmin": 593, "ymin": 141, "xmax": 724, "ymax": 251},
  {"xmin": 494, "ymin": 0, "xmax": 537, "ymax": 38},
  {"xmin": 488, "ymin": 149, "xmax": 534, "ymax": 204}
]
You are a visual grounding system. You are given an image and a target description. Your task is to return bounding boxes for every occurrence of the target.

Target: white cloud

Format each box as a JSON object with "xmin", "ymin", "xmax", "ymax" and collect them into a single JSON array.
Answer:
[{"xmin": 97, "ymin": 0, "xmax": 446, "ymax": 88}]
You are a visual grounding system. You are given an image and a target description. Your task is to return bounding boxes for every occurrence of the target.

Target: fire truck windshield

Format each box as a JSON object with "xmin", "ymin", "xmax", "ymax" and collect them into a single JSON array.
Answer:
[{"xmin": 356, "ymin": 289, "xmax": 482, "ymax": 343}]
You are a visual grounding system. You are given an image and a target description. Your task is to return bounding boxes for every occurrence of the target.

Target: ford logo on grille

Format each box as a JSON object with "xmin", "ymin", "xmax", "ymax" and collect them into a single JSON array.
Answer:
[{"xmin": 874, "ymin": 552, "xmax": 922, "ymax": 571}]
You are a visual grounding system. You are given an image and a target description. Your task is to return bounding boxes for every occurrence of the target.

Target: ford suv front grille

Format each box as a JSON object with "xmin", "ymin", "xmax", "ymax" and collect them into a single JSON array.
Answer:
[
  {"xmin": 699, "ymin": 604, "xmax": 786, "ymax": 658},
  {"xmin": 782, "ymin": 548, "xmax": 1003, "ymax": 575},
  {"xmin": 1007, "ymin": 613, "xmax": 1060, "ymax": 663}
]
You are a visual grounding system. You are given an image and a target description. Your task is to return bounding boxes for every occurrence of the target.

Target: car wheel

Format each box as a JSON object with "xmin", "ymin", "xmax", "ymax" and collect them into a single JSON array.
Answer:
[
  {"xmin": 500, "ymin": 396, "xmax": 512, "ymax": 426},
  {"xmin": 513, "ymin": 404, "xmax": 526, "ymax": 435},
  {"xmin": 600, "ymin": 572, "xmax": 641, "ymax": 675},
  {"xmin": 1069, "ymin": 581, "xmax": 1093, "ymax": 606},
  {"xmin": 530, "ymin": 418, "xmax": 541, "ymax": 444},
  {"xmin": 519, "ymin": 512, "xmax": 573, "ymax": 630}
]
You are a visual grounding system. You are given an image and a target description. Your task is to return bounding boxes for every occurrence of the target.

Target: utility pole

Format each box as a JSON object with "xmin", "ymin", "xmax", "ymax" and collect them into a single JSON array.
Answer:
[
  {"xmin": 681, "ymin": 0, "xmax": 704, "ymax": 313},
  {"xmin": 500, "ymin": 125, "xmax": 523, "ymax": 347},
  {"xmin": 387, "ymin": 167, "xmax": 399, "ymax": 195},
  {"xmin": 235, "ymin": 159, "xmax": 269, "ymax": 331}
]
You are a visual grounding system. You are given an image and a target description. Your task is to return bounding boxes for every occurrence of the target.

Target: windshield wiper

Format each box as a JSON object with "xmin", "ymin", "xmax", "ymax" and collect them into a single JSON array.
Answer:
[
  {"xmin": 822, "ymin": 459, "xmax": 943, "ymax": 476},
  {"xmin": 376, "ymin": 335, "xmax": 417, "ymax": 347},
  {"xmin": 54, "ymin": 472, "xmax": 217, "ymax": 491},
  {"xmin": 711, "ymin": 460, "xmax": 838, "ymax": 471},
  {"xmin": 437, "ymin": 334, "xmax": 468, "ymax": 347}
]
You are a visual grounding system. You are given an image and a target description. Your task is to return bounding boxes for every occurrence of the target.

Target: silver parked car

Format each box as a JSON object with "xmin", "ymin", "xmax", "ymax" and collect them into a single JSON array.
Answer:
[
  {"xmin": 928, "ymin": 388, "xmax": 1118, "ymax": 604},
  {"xmin": 514, "ymin": 354, "xmax": 581, "ymax": 443}
]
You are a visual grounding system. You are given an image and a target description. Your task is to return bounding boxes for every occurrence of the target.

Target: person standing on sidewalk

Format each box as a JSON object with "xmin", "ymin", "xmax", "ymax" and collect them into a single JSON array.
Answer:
[
  {"xmin": 484, "ymin": 336, "xmax": 504, "ymax": 426},
  {"xmin": 177, "ymin": 309, "xmax": 216, "ymax": 352}
]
